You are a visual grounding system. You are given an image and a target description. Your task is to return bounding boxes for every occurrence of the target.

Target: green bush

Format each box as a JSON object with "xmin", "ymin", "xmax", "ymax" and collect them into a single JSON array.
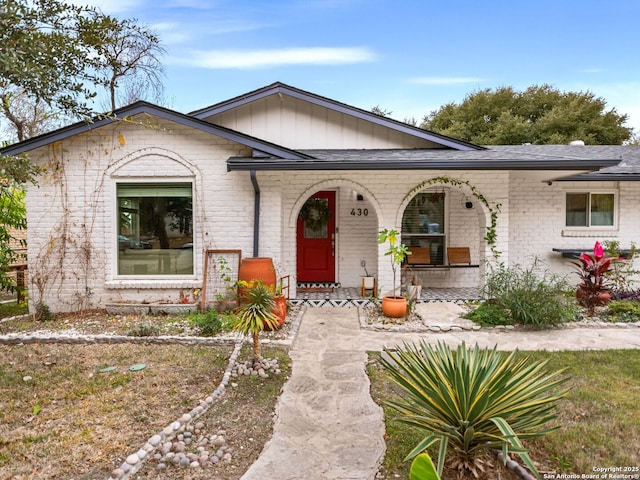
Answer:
[
  {"xmin": 605, "ymin": 300, "xmax": 640, "ymax": 322},
  {"xmin": 482, "ymin": 261, "xmax": 577, "ymax": 328},
  {"xmin": 381, "ymin": 341, "xmax": 568, "ymax": 478},
  {"xmin": 463, "ymin": 301, "xmax": 512, "ymax": 326},
  {"xmin": 35, "ymin": 302, "xmax": 53, "ymax": 322},
  {"xmin": 188, "ymin": 308, "xmax": 232, "ymax": 336}
]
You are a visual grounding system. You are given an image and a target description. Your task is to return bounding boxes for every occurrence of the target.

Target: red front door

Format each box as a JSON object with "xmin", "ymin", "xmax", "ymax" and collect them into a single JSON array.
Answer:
[{"xmin": 297, "ymin": 191, "xmax": 336, "ymax": 282}]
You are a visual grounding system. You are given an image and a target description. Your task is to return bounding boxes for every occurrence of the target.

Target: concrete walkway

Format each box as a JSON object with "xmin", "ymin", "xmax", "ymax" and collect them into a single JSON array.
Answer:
[{"xmin": 241, "ymin": 306, "xmax": 640, "ymax": 480}]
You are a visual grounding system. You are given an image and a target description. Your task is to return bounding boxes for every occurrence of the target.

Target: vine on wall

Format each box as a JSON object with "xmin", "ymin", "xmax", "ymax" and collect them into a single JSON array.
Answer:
[
  {"xmin": 403, "ymin": 175, "xmax": 502, "ymax": 259},
  {"xmin": 31, "ymin": 132, "xmax": 115, "ymax": 312}
]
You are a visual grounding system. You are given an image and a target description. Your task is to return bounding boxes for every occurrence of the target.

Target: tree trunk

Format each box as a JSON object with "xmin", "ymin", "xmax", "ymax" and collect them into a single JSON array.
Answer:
[{"xmin": 252, "ymin": 332, "xmax": 262, "ymax": 363}]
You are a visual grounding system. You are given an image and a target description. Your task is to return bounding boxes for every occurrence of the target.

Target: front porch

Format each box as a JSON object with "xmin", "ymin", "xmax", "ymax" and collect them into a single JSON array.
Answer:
[{"xmin": 292, "ymin": 283, "xmax": 482, "ymax": 307}]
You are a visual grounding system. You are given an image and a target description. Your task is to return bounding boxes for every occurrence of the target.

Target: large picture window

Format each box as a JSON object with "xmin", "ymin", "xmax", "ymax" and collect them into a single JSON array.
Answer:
[
  {"xmin": 566, "ymin": 192, "xmax": 615, "ymax": 227},
  {"xmin": 117, "ymin": 182, "xmax": 193, "ymax": 275},
  {"xmin": 401, "ymin": 192, "xmax": 446, "ymax": 265}
]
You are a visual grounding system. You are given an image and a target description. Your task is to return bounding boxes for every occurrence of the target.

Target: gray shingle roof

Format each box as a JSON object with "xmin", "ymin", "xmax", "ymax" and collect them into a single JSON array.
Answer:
[{"xmin": 228, "ymin": 145, "xmax": 637, "ymax": 177}]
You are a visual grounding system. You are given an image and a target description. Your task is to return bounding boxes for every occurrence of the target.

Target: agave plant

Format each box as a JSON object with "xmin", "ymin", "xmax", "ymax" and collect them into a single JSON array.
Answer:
[
  {"xmin": 380, "ymin": 341, "xmax": 568, "ymax": 478},
  {"xmin": 233, "ymin": 281, "xmax": 279, "ymax": 363}
]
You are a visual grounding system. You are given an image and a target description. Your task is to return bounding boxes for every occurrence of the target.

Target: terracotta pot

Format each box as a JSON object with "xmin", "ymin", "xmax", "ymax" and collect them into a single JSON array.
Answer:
[
  {"xmin": 382, "ymin": 296, "xmax": 407, "ymax": 318},
  {"xmin": 238, "ymin": 257, "xmax": 277, "ymax": 298},
  {"xmin": 268, "ymin": 295, "xmax": 287, "ymax": 330},
  {"xmin": 598, "ymin": 292, "xmax": 611, "ymax": 305}
]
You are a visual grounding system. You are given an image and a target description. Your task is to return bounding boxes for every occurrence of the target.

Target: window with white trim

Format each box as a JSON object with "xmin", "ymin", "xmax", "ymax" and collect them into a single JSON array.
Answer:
[
  {"xmin": 117, "ymin": 182, "xmax": 193, "ymax": 275},
  {"xmin": 565, "ymin": 192, "xmax": 615, "ymax": 228}
]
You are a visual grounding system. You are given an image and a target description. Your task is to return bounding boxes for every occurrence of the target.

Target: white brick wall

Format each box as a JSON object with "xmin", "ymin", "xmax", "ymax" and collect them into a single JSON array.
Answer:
[
  {"xmin": 509, "ymin": 174, "xmax": 640, "ymax": 285},
  {"xmin": 24, "ymin": 117, "xmax": 640, "ymax": 312},
  {"xmin": 257, "ymin": 170, "xmax": 507, "ymax": 297}
]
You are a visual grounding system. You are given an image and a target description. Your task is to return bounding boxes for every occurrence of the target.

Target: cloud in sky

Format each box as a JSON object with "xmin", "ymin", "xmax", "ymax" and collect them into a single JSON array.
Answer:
[
  {"xmin": 408, "ymin": 77, "xmax": 488, "ymax": 86},
  {"xmin": 72, "ymin": 0, "xmax": 145, "ymax": 14},
  {"xmin": 172, "ymin": 47, "xmax": 378, "ymax": 69}
]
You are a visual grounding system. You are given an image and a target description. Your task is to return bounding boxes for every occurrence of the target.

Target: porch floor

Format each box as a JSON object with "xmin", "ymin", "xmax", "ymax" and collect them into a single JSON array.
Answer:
[{"xmin": 292, "ymin": 284, "xmax": 482, "ymax": 307}]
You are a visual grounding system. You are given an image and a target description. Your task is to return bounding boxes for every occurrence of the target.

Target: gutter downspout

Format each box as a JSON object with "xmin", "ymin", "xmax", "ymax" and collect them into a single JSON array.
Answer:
[{"xmin": 250, "ymin": 169, "xmax": 260, "ymax": 257}]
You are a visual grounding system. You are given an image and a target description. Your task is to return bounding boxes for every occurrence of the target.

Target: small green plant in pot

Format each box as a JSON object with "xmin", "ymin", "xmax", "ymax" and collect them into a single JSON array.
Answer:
[
  {"xmin": 233, "ymin": 281, "xmax": 279, "ymax": 363},
  {"xmin": 378, "ymin": 228, "xmax": 410, "ymax": 318}
]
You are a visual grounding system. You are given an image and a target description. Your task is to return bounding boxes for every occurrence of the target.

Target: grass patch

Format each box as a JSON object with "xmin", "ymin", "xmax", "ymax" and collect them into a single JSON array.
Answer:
[
  {"xmin": 0, "ymin": 300, "xmax": 28, "ymax": 319},
  {"xmin": 0, "ymin": 342, "xmax": 291, "ymax": 479},
  {"xmin": 368, "ymin": 349, "xmax": 640, "ymax": 479}
]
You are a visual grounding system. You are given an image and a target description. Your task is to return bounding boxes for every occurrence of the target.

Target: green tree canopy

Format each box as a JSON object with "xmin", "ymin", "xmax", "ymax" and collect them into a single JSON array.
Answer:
[
  {"xmin": 1, "ymin": 0, "xmax": 165, "ymax": 141},
  {"xmin": 421, "ymin": 85, "xmax": 632, "ymax": 145},
  {"xmin": 0, "ymin": 0, "xmax": 165, "ymax": 293},
  {"xmin": 0, "ymin": 0, "xmax": 108, "ymax": 119}
]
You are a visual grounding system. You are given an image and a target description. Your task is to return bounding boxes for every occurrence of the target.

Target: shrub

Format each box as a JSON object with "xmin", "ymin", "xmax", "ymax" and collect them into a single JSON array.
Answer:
[
  {"xmin": 35, "ymin": 302, "xmax": 53, "ymax": 322},
  {"xmin": 189, "ymin": 308, "xmax": 224, "ymax": 336},
  {"xmin": 381, "ymin": 341, "xmax": 569, "ymax": 478},
  {"xmin": 572, "ymin": 241, "xmax": 613, "ymax": 316},
  {"xmin": 483, "ymin": 260, "xmax": 576, "ymax": 328},
  {"xmin": 605, "ymin": 300, "xmax": 640, "ymax": 322},
  {"xmin": 463, "ymin": 301, "xmax": 512, "ymax": 326},
  {"xmin": 603, "ymin": 240, "xmax": 639, "ymax": 294}
]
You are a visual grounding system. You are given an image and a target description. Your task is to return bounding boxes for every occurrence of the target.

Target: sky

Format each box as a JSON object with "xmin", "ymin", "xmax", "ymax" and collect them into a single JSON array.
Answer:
[{"xmin": 81, "ymin": 0, "xmax": 640, "ymax": 133}]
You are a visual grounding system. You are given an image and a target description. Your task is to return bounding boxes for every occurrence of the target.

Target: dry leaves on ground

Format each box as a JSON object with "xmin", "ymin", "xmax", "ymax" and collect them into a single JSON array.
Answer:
[{"xmin": 0, "ymin": 341, "xmax": 290, "ymax": 479}]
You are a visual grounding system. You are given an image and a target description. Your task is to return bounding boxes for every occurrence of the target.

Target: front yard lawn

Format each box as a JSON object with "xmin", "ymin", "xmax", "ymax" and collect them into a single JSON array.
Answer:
[
  {"xmin": 369, "ymin": 349, "xmax": 640, "ymax": 479},
  {"xmin": 0, "ymin": 342, "xmax": 290, "ymax": 479}
]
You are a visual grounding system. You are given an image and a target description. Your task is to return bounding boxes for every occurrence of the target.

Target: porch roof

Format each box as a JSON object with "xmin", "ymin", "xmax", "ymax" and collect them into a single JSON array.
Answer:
[{"xmin": 227, "ymin": 145, "xmax": 627, "ymax": 174}]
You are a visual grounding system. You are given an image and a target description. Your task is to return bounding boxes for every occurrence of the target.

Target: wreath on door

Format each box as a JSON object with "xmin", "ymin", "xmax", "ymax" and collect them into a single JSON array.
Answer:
[{"xmin": 300, "ymin": 198, "xmax": 331, "ymax": 231}]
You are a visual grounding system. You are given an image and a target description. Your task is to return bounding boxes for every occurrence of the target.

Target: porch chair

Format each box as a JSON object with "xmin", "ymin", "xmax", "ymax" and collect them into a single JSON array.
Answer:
[
  {"xmin": 447, "ymin": 247, "xmax": 471, "ymax": 265},
  {"xmin": 406, "ymin": 247, "xmax": 431, "ymax": 266}
]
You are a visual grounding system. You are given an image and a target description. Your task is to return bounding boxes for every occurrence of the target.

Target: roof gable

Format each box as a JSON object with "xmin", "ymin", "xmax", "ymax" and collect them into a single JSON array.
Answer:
[
  {"xmin": 190, "ymin": 82, "xmax": 483, "ymax": 151},
  {"xmin": 1, "ymin": 101, "xmax": 312, "ymax": 160}
]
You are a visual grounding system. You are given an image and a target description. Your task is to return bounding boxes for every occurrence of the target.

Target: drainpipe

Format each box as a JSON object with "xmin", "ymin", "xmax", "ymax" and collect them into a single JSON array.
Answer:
[{"xmin": 250, "ymin": 169, "xmax": 260, "ymax": 257}]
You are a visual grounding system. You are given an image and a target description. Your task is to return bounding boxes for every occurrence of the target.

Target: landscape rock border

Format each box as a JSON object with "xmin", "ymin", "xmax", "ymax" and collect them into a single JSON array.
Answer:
[
  {"xmin": 109, "ymin": 340, "xmax": 243, "ymax": 479},
  {"xmin": 358, "ymin": 306, "xmax": 640, "ymax": 333},
  {"xmin": 0, "ymin": 307, "xmax": 304, "ymax": 479}
]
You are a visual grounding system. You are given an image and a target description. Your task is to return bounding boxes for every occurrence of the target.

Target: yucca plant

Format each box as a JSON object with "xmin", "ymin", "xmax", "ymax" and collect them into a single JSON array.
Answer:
[
  {"xmin": 233, "ymin": 281, "xmax": 279, "ymax": 363},
  {"xmin": 381, "ymin": 341, "xmax": 569, "ymax": 478},
  {"xmin": 410, "ymin": 453, "xmax": 440, "ymax": 480}
]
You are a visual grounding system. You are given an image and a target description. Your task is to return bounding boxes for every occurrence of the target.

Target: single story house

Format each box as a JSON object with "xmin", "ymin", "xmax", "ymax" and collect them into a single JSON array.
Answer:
[{"xmin": 2, "ymin": 82, "xmax": 639, "ymax": 313}]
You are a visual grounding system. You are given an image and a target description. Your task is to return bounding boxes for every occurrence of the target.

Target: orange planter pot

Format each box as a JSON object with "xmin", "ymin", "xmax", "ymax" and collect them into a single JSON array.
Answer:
[
  {"xmin": 382, "ymin": 296, "xmax": 407, "ymax": 318},
  {"xmin": 268, "ymin": 295, "xmax": 287, "ymax": 330},
  {"xmin": 238, "ymin": 257, "xmax": 277, "ymax": 298}
]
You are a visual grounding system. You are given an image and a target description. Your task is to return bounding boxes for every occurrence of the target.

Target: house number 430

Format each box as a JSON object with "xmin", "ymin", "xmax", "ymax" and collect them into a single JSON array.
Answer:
[{"xmin": 350, "ymin": 208, "xmax": 369, "ymax": 216}]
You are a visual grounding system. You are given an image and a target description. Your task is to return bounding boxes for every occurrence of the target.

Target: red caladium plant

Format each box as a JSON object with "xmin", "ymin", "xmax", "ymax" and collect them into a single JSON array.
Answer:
[{"xmin": 572, "ymin": 241, "xmax": 612, "ymax": 315}]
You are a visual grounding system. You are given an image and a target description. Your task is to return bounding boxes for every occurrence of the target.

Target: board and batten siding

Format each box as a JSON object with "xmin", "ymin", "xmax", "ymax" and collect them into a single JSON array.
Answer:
[{"xmin": 204, "ymin": 94, "xmax": 439, "ymax": 150}]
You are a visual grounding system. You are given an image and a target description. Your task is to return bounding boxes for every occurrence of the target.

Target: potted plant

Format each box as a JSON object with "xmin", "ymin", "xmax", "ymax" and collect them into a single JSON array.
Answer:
[
  {"xmin": 361, "ymin": 263, "xmax": 376, "ymax": 296},
  {"xmin": 233, "ymin": 281, "xmax": 280, "ymax": 364},
  {"xmin": 378, "ymin": 228, "xmax": 411, "ymax": 318},
  {"xmin": 572, "ymin": 240, "xmax": 612, "ymax": 316}
]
